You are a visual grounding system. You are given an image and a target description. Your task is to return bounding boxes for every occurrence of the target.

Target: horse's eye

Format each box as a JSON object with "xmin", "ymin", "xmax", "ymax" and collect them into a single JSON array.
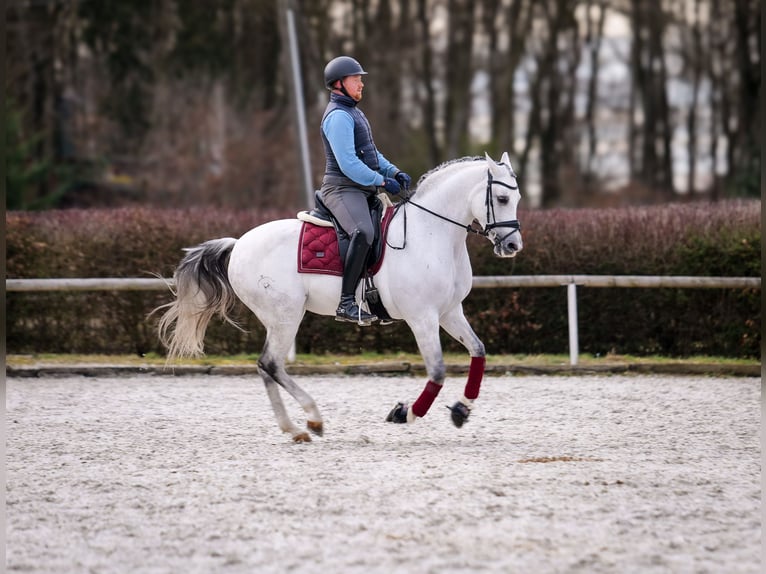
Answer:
[{"xmin": 497, "ymin": 195, "xmax": 509, "ymax": 205}]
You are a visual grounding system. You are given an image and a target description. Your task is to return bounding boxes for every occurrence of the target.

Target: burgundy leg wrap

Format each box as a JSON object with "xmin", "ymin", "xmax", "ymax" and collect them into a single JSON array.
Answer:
[
  {"xmin": 464, "ymin": 356, "xmax": 486, "ymax": 400},
  {"xmin": 411, "ymin": 380, "xmax": 443, "ymax": 418}
]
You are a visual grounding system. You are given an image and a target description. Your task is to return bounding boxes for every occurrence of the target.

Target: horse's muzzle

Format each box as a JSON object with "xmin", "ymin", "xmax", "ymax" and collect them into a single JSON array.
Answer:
[
  {"xmin": 491, "ymin": 230, "xmax": 522, "ymax": 258},
  {"xmin": 493, "ymin": 242, "xmax": 519, "ymax": 257}
]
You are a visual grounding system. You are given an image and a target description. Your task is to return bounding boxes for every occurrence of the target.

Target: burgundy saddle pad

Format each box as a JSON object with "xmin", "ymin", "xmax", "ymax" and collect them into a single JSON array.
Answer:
[
  {"xmin": 298, "ymin": 223, "xmax": 343, "ymax": 276},
  {"xmin": 297, "ymin": 207, "xmax": 395, "ymax": 276}
]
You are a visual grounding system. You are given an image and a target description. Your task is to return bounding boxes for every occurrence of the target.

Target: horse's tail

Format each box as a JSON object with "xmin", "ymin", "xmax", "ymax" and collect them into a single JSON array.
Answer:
[{"xmin": 155, "ymin": 237, "xmax": 240, "ymax": 360}]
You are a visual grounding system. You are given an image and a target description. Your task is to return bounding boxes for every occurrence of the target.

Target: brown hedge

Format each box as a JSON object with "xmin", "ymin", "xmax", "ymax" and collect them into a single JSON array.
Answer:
[{"xmin": 6, "ymin": 200, "xmax": 761, "ymax": 357}]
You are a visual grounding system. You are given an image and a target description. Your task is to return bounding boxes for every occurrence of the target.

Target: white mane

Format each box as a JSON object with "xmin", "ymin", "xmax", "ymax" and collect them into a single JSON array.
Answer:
[{"xmin": 414, "ymin": 156, "xmax": 485, "ymax": 195}]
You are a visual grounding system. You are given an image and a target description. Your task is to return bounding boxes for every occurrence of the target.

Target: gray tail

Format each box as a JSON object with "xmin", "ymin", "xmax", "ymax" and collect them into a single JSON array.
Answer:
[{"xmin": 155, "ymin": 237, "xmax": 239, "ymax": 359}]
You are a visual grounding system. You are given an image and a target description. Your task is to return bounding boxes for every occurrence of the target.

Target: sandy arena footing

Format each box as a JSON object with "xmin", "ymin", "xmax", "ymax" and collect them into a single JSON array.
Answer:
[{"xmin": 6, "ymin": 374, "xmax": 761, "ymax": 573}]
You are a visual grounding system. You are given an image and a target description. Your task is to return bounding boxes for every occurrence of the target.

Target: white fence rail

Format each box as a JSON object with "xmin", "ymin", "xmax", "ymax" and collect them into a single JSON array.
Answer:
[
  {"xmin": 7, "ymin": 276, "xmax": 760, "ymax": 366},
  {"xmin": 6, "ymin": 275, "xmax": 761, "ymax": 292},
  {"xmin": 6, "ymin": 278, "xmax": 172, "ymax": 292}
]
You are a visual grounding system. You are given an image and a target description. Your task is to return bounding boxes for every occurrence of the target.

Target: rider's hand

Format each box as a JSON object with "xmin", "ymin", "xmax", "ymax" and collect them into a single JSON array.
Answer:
[
  {"xmin": 382, "ymin": 177, "xmax": 401, "ymax": 195},
  {"xmin": 395, "ymin": 171, "xmax": 412, "ymax": 192}
]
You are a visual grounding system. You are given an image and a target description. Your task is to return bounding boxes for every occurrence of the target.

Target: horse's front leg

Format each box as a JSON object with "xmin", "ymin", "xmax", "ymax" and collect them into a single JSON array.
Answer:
[
  {"xmin": 439, "ymin": 306, "xmax": 486, "ymax": 428},
  {"xmin": 386, "ymin": 315, "xmax": 446, "ymax": 424}
]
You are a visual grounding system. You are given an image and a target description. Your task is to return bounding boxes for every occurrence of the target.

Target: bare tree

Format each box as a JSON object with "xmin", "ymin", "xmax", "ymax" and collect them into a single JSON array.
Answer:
[
  {"xmin": 583, "ymin": 0, "xmax": 607, "ymax": 181},
  {"xmin": 444, "ymin": 0, "xmax": 477, "ymax": 158},
  {"xmin": 416, "ymin": 0, "xmax": 442, "ymax": 165},
  {"xmin": 7, "ymin": 0, "xmax": 761, "ymax": 210},
  {"xmin": 731, "ymin": 0, "xmax": 760, "ymax": 193},
  {"xmin": 520, "ymin": 0, "xmax": 581, "ymax": 206},
  {"xmin": 480, "ymin": 0, "xmax": 531, "ymax": 157}
]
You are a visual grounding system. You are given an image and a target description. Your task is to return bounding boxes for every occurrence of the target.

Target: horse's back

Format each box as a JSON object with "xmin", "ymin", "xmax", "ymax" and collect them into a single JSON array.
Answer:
[
  {"xmin": 227, "ymin": 219, "xmax": 306, "ymax": 314},
  {"xmin": 230, "ymin": 218, "xmax": 300, "ymax": 268}
]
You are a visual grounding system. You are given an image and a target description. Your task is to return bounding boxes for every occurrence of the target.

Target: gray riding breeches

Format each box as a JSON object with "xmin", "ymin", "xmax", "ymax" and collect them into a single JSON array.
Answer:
[{"xmin": 319, "ymin": 177, "xmax": 377, "ymax": 247}]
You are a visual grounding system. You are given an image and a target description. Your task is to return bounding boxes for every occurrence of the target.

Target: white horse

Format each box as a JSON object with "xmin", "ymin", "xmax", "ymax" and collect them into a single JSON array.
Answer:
[{"xmin": 157, "ymin": 152, "xmax": 523, "ymax": 442}]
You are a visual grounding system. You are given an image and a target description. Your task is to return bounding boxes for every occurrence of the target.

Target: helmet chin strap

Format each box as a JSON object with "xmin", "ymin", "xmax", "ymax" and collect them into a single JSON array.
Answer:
[{"xmin": 338, "ymin": 79, "xmax": 352, "ymax": 99}]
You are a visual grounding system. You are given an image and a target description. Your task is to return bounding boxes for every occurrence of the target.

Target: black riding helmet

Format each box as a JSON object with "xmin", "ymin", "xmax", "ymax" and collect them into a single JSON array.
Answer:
[{"xmin": 324, "ymin": 56, "xmax": 368, "ymax": 90}]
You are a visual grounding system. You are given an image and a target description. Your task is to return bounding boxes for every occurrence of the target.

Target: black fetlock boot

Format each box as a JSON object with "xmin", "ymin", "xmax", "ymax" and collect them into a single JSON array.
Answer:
[{"xmin": 336, "ymin": 230, "xmax": 378, "ymax": 325}]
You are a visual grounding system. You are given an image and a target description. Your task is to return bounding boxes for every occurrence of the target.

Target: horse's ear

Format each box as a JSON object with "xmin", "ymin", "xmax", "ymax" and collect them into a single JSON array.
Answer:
[
  {"xmin": 484, "ymin": 152, "xmax": 499, "ymax": 174},
  {"xmin": 500, "ymin": 151, "xmax": 511, "ymax": 168}
]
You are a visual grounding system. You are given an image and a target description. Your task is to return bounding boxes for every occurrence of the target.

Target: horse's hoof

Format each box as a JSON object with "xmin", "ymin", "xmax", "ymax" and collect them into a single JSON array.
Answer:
[
  {"xmin": 386, "ymin": 402, "xmax": 409, "ymax": 424},
  {"xmin": 307, "ymin": 420, "xmax": 324, "ymax": 437},
  {"xmin": 447, "ymin": 402, "xmax": 471, "ymax": 428},
  {"xmin": 293, "ymin": 432, "xmax": 312, "ymax": 443}
]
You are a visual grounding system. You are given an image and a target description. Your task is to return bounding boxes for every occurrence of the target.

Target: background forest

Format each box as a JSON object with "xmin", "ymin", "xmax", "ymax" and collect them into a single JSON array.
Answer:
[{"xmin": 7, "ymin": 0, "xmax": 762, "ymax": 212}]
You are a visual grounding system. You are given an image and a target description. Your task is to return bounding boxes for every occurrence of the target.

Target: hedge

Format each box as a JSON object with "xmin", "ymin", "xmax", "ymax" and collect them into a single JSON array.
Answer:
[{"xmin": 6, "ymin": 200, "xmax": 761, "ymax": 357}]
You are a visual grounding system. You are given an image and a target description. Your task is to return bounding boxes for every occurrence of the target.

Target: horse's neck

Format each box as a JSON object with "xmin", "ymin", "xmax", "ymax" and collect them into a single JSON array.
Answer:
[
  {"xmin": 413, "ymin": 163, "xmax": 480, "ymax": 225},
  {"xmin": 396, "ymin": 163, "xmax": 481, "ymax": 252}
]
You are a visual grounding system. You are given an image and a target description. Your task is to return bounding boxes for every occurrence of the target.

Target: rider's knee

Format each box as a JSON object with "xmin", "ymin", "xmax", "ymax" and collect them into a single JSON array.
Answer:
[{"xmin": 350, "ymin": 227, "xmax": 374, "ymax": 248}]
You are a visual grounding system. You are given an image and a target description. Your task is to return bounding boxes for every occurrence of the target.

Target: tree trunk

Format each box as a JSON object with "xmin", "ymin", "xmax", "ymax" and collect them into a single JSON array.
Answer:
[
  {"xmin": 417, "ymin": 0, "xmax": 441, "ymax": 165},
  {"xmin": 445, "ymin": 0, "xmax": 475, "ymax": 159},
  {"xmin": 630, "ymin": 0, "xmax": 674, "ymax": 196},
  {"xmin": 685, "ymin": 0, "xmax": 702, "ymax": 194},
  {"xmin": 584, "ymin": 0, "xmax": 606, "ymax": 182}
]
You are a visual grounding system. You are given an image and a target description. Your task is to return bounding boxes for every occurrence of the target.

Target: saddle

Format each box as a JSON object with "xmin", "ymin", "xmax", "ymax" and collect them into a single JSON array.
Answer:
[
  {"xmin": 297, "ymin": 191, "xmax": 396, "ymax": 322},
  {"xmin": 297, "ymin": 190, "xmax": 392, "ymax": 275}
]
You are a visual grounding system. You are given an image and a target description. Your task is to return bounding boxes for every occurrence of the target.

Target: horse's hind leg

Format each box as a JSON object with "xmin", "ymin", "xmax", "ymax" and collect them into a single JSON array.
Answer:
[
  {"xmin": 259, "ymin": 359, "xmax": 324, "ymax": 440},
  {"xmin": 260, "ymin": 368, "xmax": 312, "ymax": 442},
  {"xmin": 258, "ymin": 322, "xmax": 324, "ymax": 442},
  {"xmin": 439, "ymin": 306, "xmax": 486, "ymax": 427}
]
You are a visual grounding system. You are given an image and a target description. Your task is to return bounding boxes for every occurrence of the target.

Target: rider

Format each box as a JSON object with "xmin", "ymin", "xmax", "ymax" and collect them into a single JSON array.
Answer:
[{"xmin": 320, "ymin": 56, "xmax": 411, "ymax": 325}]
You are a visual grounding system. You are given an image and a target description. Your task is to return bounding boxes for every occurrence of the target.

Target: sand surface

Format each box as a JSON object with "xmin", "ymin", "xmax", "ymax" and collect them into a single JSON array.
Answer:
[{"xmin": 6, "ymin": 374, "xmax": 761, "ymax": 573}]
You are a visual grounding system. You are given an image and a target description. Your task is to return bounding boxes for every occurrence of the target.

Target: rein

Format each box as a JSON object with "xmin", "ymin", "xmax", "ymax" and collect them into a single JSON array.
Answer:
[{"xmin": 387, "ymin": 168, "xmax": 521, "ymax": 250}]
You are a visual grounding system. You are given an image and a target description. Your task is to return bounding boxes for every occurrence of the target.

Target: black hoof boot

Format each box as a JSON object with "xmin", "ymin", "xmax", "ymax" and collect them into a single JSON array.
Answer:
[
  {"xmin": 335, "ymin": 295, "xmax": 377, "ymax": 326},
  {"xmin": 386, "ymin": 402, "xmax": 409, "ymax": 423},
  {"xmin": 447, "ymin": 401, "xmax": 471, "ymax": 428}
]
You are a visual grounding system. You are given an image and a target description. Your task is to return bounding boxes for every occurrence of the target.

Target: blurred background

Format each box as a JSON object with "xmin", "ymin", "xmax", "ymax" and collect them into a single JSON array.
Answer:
[
  {"xmin": 5, "ymin": 0, "xmax": 761, "ymax": 358},
  {"xmin": 7, "ymin": 0, "xmax": 761, "ymax": 212}
]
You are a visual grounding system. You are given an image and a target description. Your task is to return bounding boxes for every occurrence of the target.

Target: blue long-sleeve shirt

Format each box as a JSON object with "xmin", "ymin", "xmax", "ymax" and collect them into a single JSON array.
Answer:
[{"xmin": 322, "ymin": 109, "xmax": 398, "ymax": 187}]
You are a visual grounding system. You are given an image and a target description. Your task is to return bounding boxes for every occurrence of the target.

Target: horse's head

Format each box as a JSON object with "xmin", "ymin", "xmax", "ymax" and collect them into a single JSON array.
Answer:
[{"xmin": 473, "ymin": 152, "xmax": 523, "ymax": 258}]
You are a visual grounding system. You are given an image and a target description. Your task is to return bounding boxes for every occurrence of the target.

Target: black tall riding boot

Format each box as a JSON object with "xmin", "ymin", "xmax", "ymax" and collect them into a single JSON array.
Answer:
[{"xmin": 336, "ymin": 231, "xmax": 378, "ymax": 325}]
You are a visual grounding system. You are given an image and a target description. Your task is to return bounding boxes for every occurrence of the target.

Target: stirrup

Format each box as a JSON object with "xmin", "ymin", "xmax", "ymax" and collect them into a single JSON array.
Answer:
[{"xmin": 335, "ymin": 300, "xmax": 377, "ymax": 326}]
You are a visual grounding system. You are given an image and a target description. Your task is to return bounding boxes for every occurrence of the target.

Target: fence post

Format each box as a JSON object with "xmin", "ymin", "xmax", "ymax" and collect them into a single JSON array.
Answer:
[{"xmin": 567, "ymin": 283, "xmax": 579, "ymax": 366}]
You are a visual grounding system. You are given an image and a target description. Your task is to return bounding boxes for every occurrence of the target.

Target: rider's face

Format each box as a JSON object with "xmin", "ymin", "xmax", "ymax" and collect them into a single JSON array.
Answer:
[{"xmin": 341, "ymin": 75, "xmax": 364, "ymax": 101}]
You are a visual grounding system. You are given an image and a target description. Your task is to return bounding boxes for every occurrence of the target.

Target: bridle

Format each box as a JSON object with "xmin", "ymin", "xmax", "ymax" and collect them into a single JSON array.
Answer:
[
  {"xmin": 388, "ymin": 165, "xmax": 521, "ymax": 250},
  {"xmin": 483, "ymin": 168, "xmax": 522, "ymax": 243}
]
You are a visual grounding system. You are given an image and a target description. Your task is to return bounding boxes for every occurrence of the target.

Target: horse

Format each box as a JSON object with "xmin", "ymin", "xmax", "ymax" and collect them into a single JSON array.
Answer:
[{"xmin": 156, "ymin": 152, "xmax": 523, "ymax": 442}]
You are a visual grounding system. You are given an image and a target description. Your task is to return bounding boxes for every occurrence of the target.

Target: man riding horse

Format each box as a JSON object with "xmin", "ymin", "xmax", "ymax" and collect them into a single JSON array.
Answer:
[{"xmin": 319, "ymin": 56, "xmax": 412, "ymax": 325}]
